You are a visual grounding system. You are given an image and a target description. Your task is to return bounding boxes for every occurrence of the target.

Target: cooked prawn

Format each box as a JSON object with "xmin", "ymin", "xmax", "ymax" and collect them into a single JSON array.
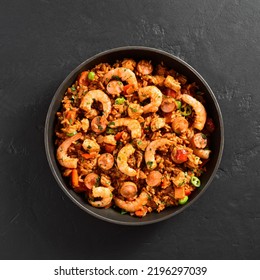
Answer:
[
  {"xmin": 138, "ymin": 86, "xmax": 163, "ymax": 114},
  {"xmin": 114, "ymin": 191, "xmax": 148, "ymax": 213},
  {"xmin": 56, "ymin": 133, "xmax": 82, "ymax": 169},
  {"xmin": 181, "ymin": 94, "xmax": 206, "ymax": 130},
  {"xmin": 109, "ymin": 118, "xmax": 141, "ymax": 138},
  {"xmin": 80, "ymin": 90, "xmax": 112, "ymax": 118},
  {"xmin": 127, "ymin": 103, "xmax": 143, "ymax": 119},
  {"xmin": 88, "ymin": 186, "xmax": 113, "ymax": 208},
  {"xmin": 145, "ymin": 139, "xmax": 173, "ymax": 170},
  {"xmin": 103, "ymin": 67, "xmax": 138, "ymax": 94},
  {"xmin": 117, "ymin": 144, "xmax": 137, "ymax": 177}
]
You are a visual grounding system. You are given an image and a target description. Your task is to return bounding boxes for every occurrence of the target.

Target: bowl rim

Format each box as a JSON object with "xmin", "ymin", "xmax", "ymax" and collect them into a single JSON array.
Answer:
[{"xmin": 44, "ymin": 46, "xmax": 224, "ymax": 225}]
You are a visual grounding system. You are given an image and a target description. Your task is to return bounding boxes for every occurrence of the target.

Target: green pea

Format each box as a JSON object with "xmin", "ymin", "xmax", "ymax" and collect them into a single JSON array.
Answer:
[
  {"xmin": 66, "ymin": 131, "xmax": 77, "ymax": 137},
  {"xmin": 106, "ymin": 128, "xmax": 116, "ymax": 134},
  {"xmin": 115, "ymin": 97, "xmax": 125, "ymax": 105},
  {"xmin": 178, "ymin": 196, "xmax": 188, "ymax": 205},
  {"xmin": 175, "ymin": 100, "xmax": 182, "ymax": 110},
  {"xmin": 190, "ymin": 176, "xmax": 201, "ymax": 187},
  {"xmin": 88, "ymin": 71, "xmax": 95, "ymax": 81}
]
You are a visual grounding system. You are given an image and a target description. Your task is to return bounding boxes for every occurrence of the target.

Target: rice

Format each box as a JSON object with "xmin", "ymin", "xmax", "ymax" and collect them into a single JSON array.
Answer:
[{"xmin": 55, "ymin": 58, "xmax": 214, "ymax": 217}]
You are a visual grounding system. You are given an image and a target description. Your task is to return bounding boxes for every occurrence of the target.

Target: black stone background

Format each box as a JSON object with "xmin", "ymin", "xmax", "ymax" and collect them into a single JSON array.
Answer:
[{"xmin": 0, "ymin": 0, "xmax": 260, "ymax": 260}]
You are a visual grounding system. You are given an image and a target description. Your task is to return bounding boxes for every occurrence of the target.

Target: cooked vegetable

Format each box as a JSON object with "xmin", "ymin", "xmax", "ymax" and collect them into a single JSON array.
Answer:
[
  {"xmin": 190, "ymin": 176, "xmax": 201, "ymax": 187},
  {"xmin": 88, "ymin": 71, "xmax": 95, "ymax": 81},
  {"xmin": 178, "ymin": 195, "xmax": 189, "ymax": 205}
]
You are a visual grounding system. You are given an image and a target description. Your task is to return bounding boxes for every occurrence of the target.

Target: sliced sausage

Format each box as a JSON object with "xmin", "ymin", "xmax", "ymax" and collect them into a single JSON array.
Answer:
[
  {"xmin": 91, "ymin": 116, "xmax": 107, "ymax": 134},
  {"xmin": 98, "ymin": 153, "xmax": 114, "ymax": 170},
  {"xmin": 137, "ymin": 60, "xmax": 153, "ymax": 75},
  {"xmin": 84, "ymin": 173, "xmax": 99, "ymax": 190},
  {"xmin": 160, "ymin": 97, "xmax": 177, "ymax": 113},
  {"xmin": 146, "ymin": 171, "xmax": 163, "ymax": 187},
  {"xmin": 78, "ymin": 71, "xmax": 89, "ymax": 86},
  {"xmin": 164, "ymin": 88, "xmax": 177, "ymax": 98},
  {"xmin": 106, "ymin": 80, "xmax": 124, "ymax": 96},
  {"xmin": 120, "ymin": 182, "xmax": 138, "ymax": 199},
  {"xmin": 191, "ymin": 133, "xmax": 207, "ymax": 149}
]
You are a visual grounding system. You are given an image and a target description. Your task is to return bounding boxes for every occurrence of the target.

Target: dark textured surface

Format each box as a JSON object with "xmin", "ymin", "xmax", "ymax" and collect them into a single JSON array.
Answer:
[{"xmin": 0, "ymin": 0, "xmax": 259, "ymax": 259}]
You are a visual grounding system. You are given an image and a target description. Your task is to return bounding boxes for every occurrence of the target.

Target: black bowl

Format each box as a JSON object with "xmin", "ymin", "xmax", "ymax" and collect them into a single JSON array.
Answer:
[{"xmin": 45, "ymin": 46, "xmax": 224, "ymax": 225}]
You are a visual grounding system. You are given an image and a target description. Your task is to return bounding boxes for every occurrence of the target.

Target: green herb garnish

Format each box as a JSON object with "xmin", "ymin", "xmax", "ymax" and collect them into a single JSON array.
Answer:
[{"xmin": 147, "ymin": 161, "xmax": 154, "ymax": 169}]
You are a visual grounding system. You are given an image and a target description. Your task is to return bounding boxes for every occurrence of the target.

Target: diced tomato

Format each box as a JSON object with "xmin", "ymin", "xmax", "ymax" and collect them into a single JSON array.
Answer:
[
  {"xmin": 185, "ymin": 189, "xmax": 191, "ymax": 196},
  {"xmin": 104, "ymin": 144, "xmax": 116, "ymax": 153},
  {"xmin": 163, "ymin": 112, "xmax": 173, "ymax": 123},
  {"xmin": 81, "ymin": 153, "xmax": 97, "ymax": 159},
  {"xmin": 115, "ymin": 131, "xmax": 124, "ymax": 141},
  {"xmin": 175, "ymin": 149, "xmax": 188, "ymax": 163}
]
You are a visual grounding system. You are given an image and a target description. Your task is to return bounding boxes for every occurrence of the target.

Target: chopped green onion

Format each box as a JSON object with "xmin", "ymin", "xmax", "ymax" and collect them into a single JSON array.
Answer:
[
  {"xmin": 108, "ymin": 121, "xmax": 115, "ymax": 127},
  {"xmin": 66, "ymin": 131, "xmax": 77, "ymax": 137},
  {"xmin": 97, "ymin": 124, "xmax": 104, "ymax": 131},
  {"xmin": 130, "ymin": 106, "xmax": 138, "ymax": 112},
  {"xmin": 147, "ymin": 161, "xmax": 154, "ymax": 169},
  {"xmin": 94, "ymin": 176, "xmax": 100, "ymax": 187},
  {"xmin": 115, "ymin": 97, "xmax": 125, "ymax": 105},
  {"xmin": 88, "ymin": 71, "xmax": 95, "ymax": 81},
  {"xmin": 178, "ymin": 196, "xmax": 188, "ymax": 205},
  {"xmin": 71, "ymin": 86, "xmax": 76, "ymax": 91},
  {"xmin": 190, "ymin": 176, "xmax": 201, "ymax": 187},
  {"xmin": 112, "ymin": 75, "xmax": 120, "ymax": 80},
  {"xmin": 106, "ymin": 128, "xmax": 116, "ymax": 134}
]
